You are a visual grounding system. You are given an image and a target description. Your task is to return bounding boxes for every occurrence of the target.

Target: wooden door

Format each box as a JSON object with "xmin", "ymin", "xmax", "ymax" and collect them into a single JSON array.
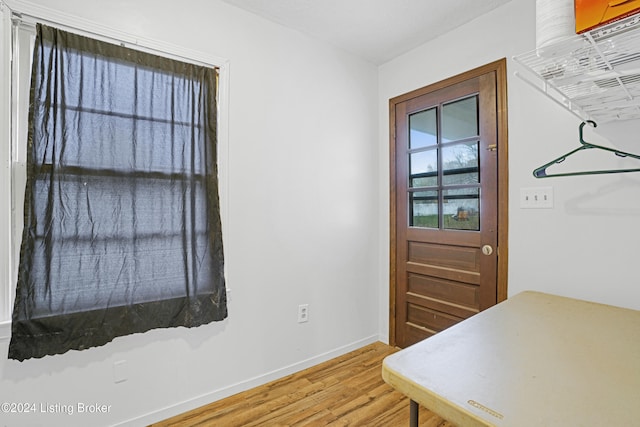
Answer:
[{"xmin": 390, "ymin": 60, "xmax": 508, "ymax": 348}]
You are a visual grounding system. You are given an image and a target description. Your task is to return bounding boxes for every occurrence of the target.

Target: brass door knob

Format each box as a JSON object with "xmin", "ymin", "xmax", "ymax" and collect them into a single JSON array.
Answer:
[{"xmin": 482, "ymin": 245, "xmax": 493, "ymax": 256}]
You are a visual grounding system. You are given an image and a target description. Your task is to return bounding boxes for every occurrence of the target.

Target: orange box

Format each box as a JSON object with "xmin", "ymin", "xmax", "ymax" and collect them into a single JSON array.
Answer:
[{"xmin": 575, "ymin": 0, "xmax": 640, "ymax": 33}]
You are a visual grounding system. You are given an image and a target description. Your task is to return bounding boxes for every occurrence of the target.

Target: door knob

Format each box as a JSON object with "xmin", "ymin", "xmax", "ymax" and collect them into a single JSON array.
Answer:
[{"xmin": 481, "ymin": 245, "xmax": 493, "ymax": 256}]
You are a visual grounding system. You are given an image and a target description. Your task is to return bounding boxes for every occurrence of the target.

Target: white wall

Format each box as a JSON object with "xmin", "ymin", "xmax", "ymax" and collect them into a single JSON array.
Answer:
[
  {"xmin": 0, "ymin": 0, "xmax": 380, "ymax": 425},
  {"xmin": 377, "ymin": 0, "xmax": 640, "ymax": 342},
  {"xmin": 2, "ymin": 0, "xmax": 640, "ymax": 425}
]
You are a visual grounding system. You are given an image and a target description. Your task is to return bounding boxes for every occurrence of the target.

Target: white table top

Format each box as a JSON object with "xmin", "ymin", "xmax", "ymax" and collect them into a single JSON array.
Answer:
[{"xmin": 382, "ymin": 291, "xmax": 640, "ymax": 426}]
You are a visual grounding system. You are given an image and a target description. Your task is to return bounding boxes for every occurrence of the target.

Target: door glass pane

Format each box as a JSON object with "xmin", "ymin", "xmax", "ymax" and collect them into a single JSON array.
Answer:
[
  {"xmin": 409, "ymin": 108, "xmax": 437, "ymax": 149},
  {"xmin": 443, "ymin": 188, "xmax": 479, "ymax": 231},
  {"xmin": 442, "ymin": 96, "xmax": 478, "ymax": 142},
  {"xmin": 410, "ymin": 150, "xmax": 438, "ymax": 187},
  {"xmin": 442, "ymin": 141, "xmax": 479, "ymax": 186},
  {"xmin": 410, "ymin": 190, "xmax": 438, "ymax": 228}
]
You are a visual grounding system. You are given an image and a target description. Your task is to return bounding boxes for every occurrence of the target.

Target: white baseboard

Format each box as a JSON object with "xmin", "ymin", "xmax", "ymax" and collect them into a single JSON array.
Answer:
[{"xmin": 115, "ymin": 334, "xmax": 381, "ymax": 426}]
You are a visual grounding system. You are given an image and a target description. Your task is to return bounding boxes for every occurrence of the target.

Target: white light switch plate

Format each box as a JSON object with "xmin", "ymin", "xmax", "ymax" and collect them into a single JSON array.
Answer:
[{"xmin": 520, "ymin": 187, "xmax": 553, "ymax": 209}]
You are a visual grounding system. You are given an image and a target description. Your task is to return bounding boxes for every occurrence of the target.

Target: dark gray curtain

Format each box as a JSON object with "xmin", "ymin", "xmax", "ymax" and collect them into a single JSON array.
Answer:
[{"xmin": 8, "ymin": 25, "xmax": 227, "ymax": 361}]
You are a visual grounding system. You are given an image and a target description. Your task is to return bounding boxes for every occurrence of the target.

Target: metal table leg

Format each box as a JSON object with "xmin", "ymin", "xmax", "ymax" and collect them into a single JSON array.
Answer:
[{"xmin": 410, "ymin": 399, "xmax": 419, "ymax": 427}]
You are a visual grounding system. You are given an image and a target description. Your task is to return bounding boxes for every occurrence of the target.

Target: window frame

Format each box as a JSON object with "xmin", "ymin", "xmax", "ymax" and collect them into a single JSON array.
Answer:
[{"xmin": 0, "ymin": 4, "xmax": 230, "ymax": 327}]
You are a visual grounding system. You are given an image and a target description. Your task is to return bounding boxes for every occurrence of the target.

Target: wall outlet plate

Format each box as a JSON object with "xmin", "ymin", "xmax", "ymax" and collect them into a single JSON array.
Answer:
[
  {"xmin": 297, "ymin": 304, "xmax": 309, "ymax": 323},
  {"xmin": 113, "ymin": 360, "xmax": 128, "ymax": 384}
]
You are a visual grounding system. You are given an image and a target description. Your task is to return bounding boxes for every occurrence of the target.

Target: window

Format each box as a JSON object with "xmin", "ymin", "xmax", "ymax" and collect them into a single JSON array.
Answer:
[
  {"xmin": 7, "ymin": 24, "xmax": 227, "ymax": 361},
  {"xmin": 408, "ymin": 95, "xmax": 481, "ymax": 231}
]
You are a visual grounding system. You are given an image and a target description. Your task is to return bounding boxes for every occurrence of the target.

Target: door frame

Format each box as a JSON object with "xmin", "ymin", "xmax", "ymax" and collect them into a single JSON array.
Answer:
[{"xmin": 388, "ymin": 58, "xmax": 509, "ymax": 346}]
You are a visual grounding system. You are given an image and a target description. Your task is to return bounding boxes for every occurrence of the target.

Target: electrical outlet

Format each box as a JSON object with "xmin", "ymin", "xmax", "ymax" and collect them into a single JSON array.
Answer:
[
  {"xmin": 113, "ymin": 360, "xmax": 128, "ymax": 384},
  {"xmin": 520, "ymin": 187, "xmax": 553, "ymax": 209},
  {"xmin": 297, "ymin": 304, "xmax": 309, "ymax": 323}
]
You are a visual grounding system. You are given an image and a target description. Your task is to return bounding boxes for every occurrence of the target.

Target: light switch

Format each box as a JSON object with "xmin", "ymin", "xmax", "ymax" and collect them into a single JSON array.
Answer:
[{"xmin": 520, "ymin": 187, "xmax": 553, "ymax": 209}]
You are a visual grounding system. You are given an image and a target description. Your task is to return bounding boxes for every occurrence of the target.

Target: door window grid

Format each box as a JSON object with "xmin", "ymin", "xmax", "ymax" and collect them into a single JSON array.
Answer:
[{"xmin": 408, "ymin": 95, "xmax": 480, "ymax": 231}]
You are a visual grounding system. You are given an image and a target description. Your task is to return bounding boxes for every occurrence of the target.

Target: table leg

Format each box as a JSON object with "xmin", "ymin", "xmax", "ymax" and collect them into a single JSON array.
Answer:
[{"xmin": 410, "ymin": 399, "xmax": 418, "ymax": 427}]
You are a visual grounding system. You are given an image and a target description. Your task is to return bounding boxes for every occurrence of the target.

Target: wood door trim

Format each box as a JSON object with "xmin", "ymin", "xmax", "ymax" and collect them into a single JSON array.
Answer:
[{"xmin": 388, "ymin": 58, "xmax": 509, "ymax": 347}]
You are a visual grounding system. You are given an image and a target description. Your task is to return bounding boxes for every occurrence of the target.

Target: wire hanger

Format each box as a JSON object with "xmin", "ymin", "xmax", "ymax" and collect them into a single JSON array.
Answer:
[{"xmin": 533, "ymin": 120, "xmax": 640, "ymax": 178}]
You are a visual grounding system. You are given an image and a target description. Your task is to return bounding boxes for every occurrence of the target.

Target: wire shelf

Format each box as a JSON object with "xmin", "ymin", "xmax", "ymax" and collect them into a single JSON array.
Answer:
[{"xmin": 514, "ymin": 14, "xmax": 640, "ymax": 123}]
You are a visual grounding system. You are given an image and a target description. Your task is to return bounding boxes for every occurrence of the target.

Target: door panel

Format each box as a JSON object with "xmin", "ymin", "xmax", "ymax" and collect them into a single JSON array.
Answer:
[
  {"xmin": 407, "ymin": 303, "xmax": 460, "ymax": 334},
  {"xmin": 390, "ymin": 60, "xmax": 508, "ymax": 348},
  {"xmin": 409, "ymin": 242, "xmax": 480, "ymax": 273}
]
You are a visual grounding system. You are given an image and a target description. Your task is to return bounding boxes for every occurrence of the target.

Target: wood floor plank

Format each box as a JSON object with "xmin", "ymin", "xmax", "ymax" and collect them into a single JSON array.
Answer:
[{"xmin": 150, "ymin": 342, "xmax": 451, "ymax": 426}]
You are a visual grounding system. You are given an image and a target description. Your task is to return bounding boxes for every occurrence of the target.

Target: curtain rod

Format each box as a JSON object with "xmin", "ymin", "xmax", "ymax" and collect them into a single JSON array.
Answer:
[{"xmin": 2, "ymin": 0, "xmax": 223, "ymax": 70}]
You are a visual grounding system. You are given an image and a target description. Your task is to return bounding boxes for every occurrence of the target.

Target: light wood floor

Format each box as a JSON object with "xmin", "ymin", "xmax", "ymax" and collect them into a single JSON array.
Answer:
[{"xmin": 150, "ymin": 341, "xmax": 453, "ymax": 426}]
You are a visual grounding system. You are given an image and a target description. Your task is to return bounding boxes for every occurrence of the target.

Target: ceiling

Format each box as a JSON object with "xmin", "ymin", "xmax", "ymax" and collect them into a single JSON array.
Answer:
[{"xmin": 220, "ymin": 0, "xmax": 513, "ymax": 64}]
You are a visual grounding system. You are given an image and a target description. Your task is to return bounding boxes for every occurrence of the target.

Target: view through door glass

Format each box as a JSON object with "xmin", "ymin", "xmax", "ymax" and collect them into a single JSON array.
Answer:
[{"xmin": 409, "ymin": 95, "xmax": 480, "ymax": 231}]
